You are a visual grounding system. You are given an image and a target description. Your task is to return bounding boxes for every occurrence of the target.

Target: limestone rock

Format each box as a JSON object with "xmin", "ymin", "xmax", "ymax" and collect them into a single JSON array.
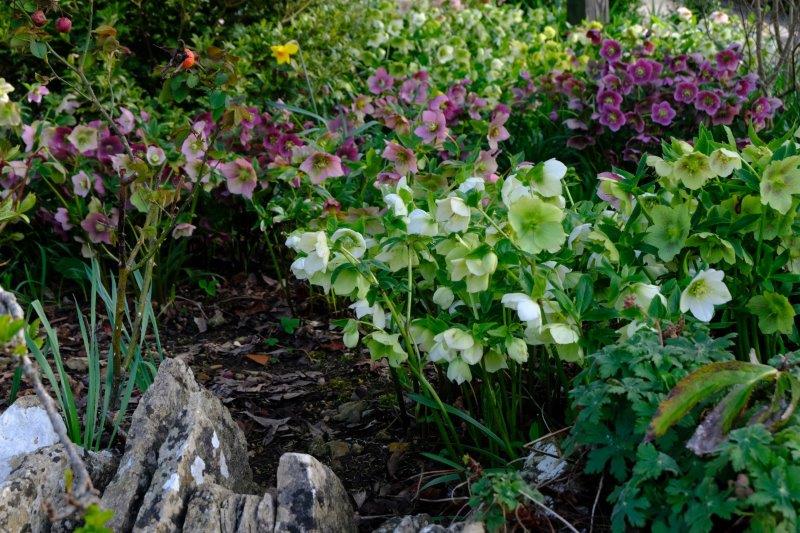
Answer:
[
  {"xmin": 132, "ymin": 389, "xmax": 255, "ymax": 532},
  {"xmin": 101, "ymin": 357, "xmax": 201, "ymax": 532},
  {"xmin": 184, "ymin": 483, "xmax": 275, "ymax": 532},
  {"xmin": 0, "ymin": 444, "xmax": 117, "ymax": 533},
  {"xmin": 373, "ymin": 516, "xmax": 485, "ymax": 533},
  {"xmin": 274, "ymin": 453, "xmax": 355, "ymax": 533},
  {"xmin": 101, "ymin": 357, "xmax": 255, "ymax": 533},
  {"xmin": 0, "ymin": 395, "xmax": 58, "ymax": 483}
]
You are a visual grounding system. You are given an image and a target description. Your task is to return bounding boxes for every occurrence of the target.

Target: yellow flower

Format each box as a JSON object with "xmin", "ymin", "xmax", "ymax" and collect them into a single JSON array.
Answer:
[{"xmin": 271, "ymin": 41, "xmax": 299, "ymax": 64}]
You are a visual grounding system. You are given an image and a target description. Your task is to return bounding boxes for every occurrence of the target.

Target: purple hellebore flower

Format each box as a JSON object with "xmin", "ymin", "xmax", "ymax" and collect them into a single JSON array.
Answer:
[
  {"xmin": 600, "ymin": 74, "xmax": 623, "ymax": 92},
  {"xmin": 599, "ymin": 107, "xmax": 626, "ymax": 132},
  {"xmin": 414, "ymin": 109, "xmax": 447, "ymax": 145},
  {"xmin": 600, "ymin": 39, "xmax": 622, "ymax": 62},
  {"xmin": 712, "ymin": 103, "xmax": 741, "ymax": 126},
  {"xmin": 626, "ymin": 112, "xmax": 645, "ymax": 133},
  {"xmin": 221, "ymin": 157, "xmax": 258, "ymax": 199},
  {"xmin": 54, "ymin": 207, "xmax": 73, "ymax": 231},
  {"xmin": 596, "ymin": 89, "xmax": 623, "ymax": 111},
  {"xmin": 27, "ymin": 84, "xmax": 49, "ymax": 104},
  {"xmin": 715, "ymin": 48, "xmax": 740, "ymax": 73},
  {"xmin": 367, "ymin": 67, "xmax": 394, "ymax": 95},
  {"xmin": 674, "ymin": 81, "xmax": 699, "ymax": 103},
  {"xmin": 299, "ymin": 152, "xmax": 345, "ymax": 184},
  {"xmin": 586, "ymin": 29, "xmax": 602, "ymax": 45},
  {"xmin": 375, "ymin": 171, "xmax": 402, "ymax": 186},
  {"xmin": 172, "ymin": 223, "xmax": 196, "ymax": 239},
  {"xmin": 80, "ymin": 210, "xmax": 118, "ymax": 245},
  {"xmin": 567, "ymin": 136, "xmax": 595, "ymax": 149},
  {"xmin": 382, "ymin": 141, "xmax": 418, "ymax": 175},
  {"xmin": 71, "ymin": 171, "xmax": 91, "ymax": 197},
  {"xmin": 751, "ymin": 96, "xmax": 772, "ymax": 120},
  {"xmin": 734, "ymin": 74, "xmax": 758, "ymax": 99},
  {"xmin": 564, "ymin": 118, "xmax": 588, "ymax": 131},
  {"xmin": 627, "ymin": 59, "xmax": 655, "ymax": 85},
  {"xmin": 695, "ymin": 90, "xmax": 722, "ymax": 115},
  {"xmin": 651, "ymin": 101, "xmax": 676, "ymax": 126}
]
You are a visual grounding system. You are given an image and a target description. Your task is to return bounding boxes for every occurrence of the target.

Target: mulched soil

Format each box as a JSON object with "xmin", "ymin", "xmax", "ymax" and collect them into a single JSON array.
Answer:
[{"xmin": 0, "ymin": 271, "xmax": 608, "ymax": 531}]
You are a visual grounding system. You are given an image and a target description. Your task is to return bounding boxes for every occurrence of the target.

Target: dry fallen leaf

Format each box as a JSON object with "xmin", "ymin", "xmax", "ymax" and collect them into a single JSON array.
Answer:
[{"xmin": 245, "ymin": 353, "xmax": 271, "ymax": 366}]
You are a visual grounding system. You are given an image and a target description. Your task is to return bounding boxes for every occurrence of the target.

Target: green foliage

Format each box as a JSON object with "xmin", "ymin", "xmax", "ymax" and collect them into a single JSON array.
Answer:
[
  {"xmin": 570, "ymin": 330, "xmax": 800, "ymax": 531},
  {"xmin": 468, "ymin": 470, "xmax": 542, "ymax": 531},
  {"xmin": 75, "ymin": 504, "xmax": 114, "ymax": 533}
]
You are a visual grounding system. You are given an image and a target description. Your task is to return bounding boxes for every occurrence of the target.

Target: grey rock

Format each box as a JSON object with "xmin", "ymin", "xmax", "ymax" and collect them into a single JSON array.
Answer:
[
  {"xmin": 274, "ymin": 453, "xmax": 355, "ymax": 533},
  {"xmin": 0, "ymin": 395, "xmax": 59, "ymax": 483},
  {"xmin": 132, "ymin": 389, "xmax": 255, "ymax": 532},
  {"xmin": 333, "ymin": 400, "xmax": 367, "ymax": 424},
  {"xmin": 101, "ymin": 358, "xmax": 201, "ymax": 532},
  {"xmin": 373, "ymin": 516, "xmax": 485, "ymax": 533},
  {"xmin": 522, "ymin": 442, "xmax": 567, "ymax": 486},
  {"xmin": 184, "ymin": 483, "xmax": 275, "ymax": 532},
  {"xmin": 0, "ymin": 444, "xmax": 117, "ymax": 533},
  {"xmin": 373, "ymin": 514, "xmax": 435, "ymax": 532},
  {"xmin": 101, "ymin": 357, "xmax": 255, "ymax": 533}
]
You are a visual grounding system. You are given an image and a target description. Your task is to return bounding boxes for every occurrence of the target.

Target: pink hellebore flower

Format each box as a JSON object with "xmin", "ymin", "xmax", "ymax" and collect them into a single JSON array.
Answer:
[
  {"xmin": 146, "ymin": 146, "xmax": 166, "ymax": 166},
  {"xmin": 71, "ymin": 171, "xmax": 92, "ymax": 197},
  {"xmin": 299, "ymin": 152, "xmax": 344, "ymax": 184},
  {"xmin": 22, "ymin": 124, "xmax": 37, "ymax": 152},
  {"xmin": 172, "ymin": 223, "xmax": 196, "ymax": 239},
  {"xmin": 414, "ymin": 109, "xmax": 447, "ymax": 145},
  {"xmin": 80, "ymin": 210, "xmax": 119, "ymax": 245},
  {"xmin": 116, "ymin": 107, "xmax": 136, "ymax": 135},
  {"xmin": 27, "ymin": 84, "xmax": 49, "ymax": 104},
  {"xmin": 221, "ymin": 158, "xmax": 258, "ymax": 199},
  {"xmin": 381, "ymin": 141, "xmax": 418, "ymax": 175},
  {"xmin": 54, "ymin": 207, "xmax": 73, "ymax": 231},
  {"xmin": 181, "ymin": 123, "xmax": 208, "ymax": 162},
  {"xmin": 367, "ymin": 67, "xmax": 394, "ymax": 95}
]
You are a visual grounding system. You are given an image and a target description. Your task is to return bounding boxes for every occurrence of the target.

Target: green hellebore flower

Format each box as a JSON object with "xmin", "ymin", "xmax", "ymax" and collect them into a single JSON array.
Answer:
[
  {"xmin": 508, "ymin": 196, "xmax": 566, "ymax": 255},
  {"xmin": 364, "ymin": 331, "xmax": 408, "ymax": 367},
  {"xmin": 686, "ymin": 232, "xmax": 736, "ymax": 264},
  {"xmin": 644, "ymin": 204, "xmax": 691, "ymax": 261},
  {"xmin": 747, "ymin": 292, "xmax": 795, "ymax": 335},
  {"xmin": 673, "ymin": 152, "xmax": 715, "ymax": 190},
  {"xmin": 760, "ymin": 156, "xmax": 800, "ymax": 215}
]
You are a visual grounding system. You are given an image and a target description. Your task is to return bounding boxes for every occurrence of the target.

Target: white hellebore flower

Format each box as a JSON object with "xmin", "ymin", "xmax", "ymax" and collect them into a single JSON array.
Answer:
[
  {"xmin": 679, "ymin": 269, "xmax": 732, "ymax": 322},
  {"xmin": 432, "ymin": 287, "xmax": 455, "ymax": 309},
  {"xmin": 67, "ymin": 125, "xmax": 99, "ymax": 153},
  {"xmin": 286, "ymin": 231, "xmax": 330, "ymax": 279},
  {"xmin": 501, "ymin": 293, "xmax": 542, "ymax": 326},
  {"xmin": 435, "ymin": 196, "xmax": 470, "ymax": 233},
  {"xmin": 0, "ymin": 79, "xmax": 13, "ymax": 104},
  {"xmin": 501, "ymin": 175, "xmax": 531, "ymax": 207},
  {"xmin": 331, "ymin": 228, "xmax": 367, "ymax": 259},
  {"xmin": 429, "ymin": 328, "xmax": 483, "ymax": 384},
  {"xmin": 458, "ymin": 177, "xmax": 485, "ymax": 194},
  {"xmin": 350, "ymin": 299, "xmax": 386, "ymax": 329},
  {"xmin": 531, "ymin": 159, "xmax": 566, "ymax": 197},
  {"xmin": 384, "ymin": 193, "xmax": 408, "ymax": 217},
  {"xmin": 407, "ymin": 208, "xmax": 438, "ymax": 236},
  {"xmin": 709, "ymin": 148, "xmax": 742, "ymax": 177}
]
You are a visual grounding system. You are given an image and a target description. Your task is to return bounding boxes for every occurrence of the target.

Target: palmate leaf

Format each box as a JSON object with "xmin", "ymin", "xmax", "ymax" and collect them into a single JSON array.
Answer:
[{"xmin": 646, "ymin": 361, "xmax": 778, "ymax": 441}]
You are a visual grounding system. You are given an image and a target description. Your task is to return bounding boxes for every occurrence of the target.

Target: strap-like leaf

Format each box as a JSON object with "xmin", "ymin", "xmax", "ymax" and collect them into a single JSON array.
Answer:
[{"xmin": 647, "ymin": 361, "xmax": 778, "ymax": 441}]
